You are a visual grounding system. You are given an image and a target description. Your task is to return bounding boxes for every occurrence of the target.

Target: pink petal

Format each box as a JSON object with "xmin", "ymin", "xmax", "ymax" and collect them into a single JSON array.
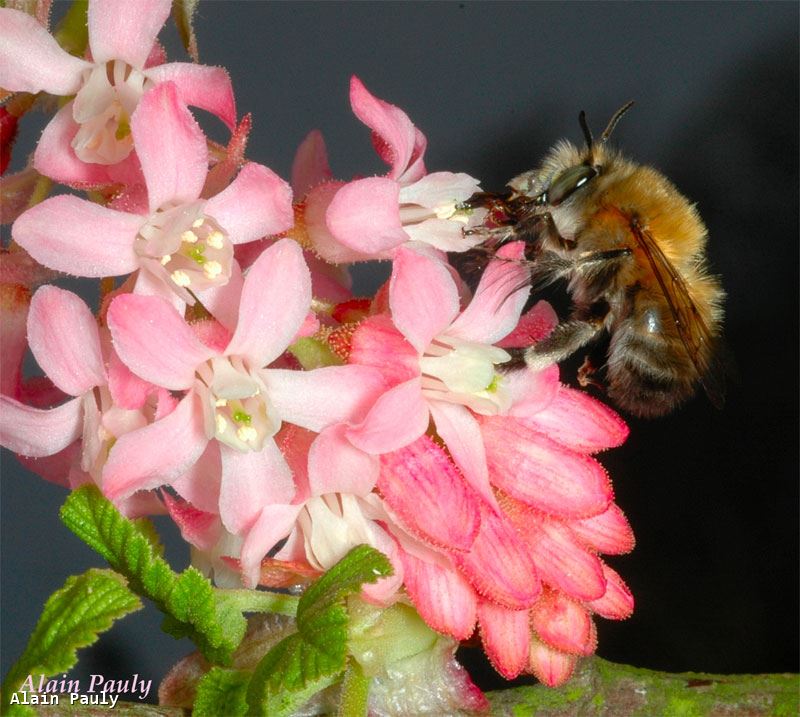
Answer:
[
  {"xmin": 497, "ymin": 300, "xmax": 559, "ymax": 349},
  {"xmin": 108, "ymin": 294, "xmax": 214, "ymax": 390},
  {"xmin": 346, "ymin": 378, "xmax": 429, "ymax": 454},
  {"xmin": 226, "ymin": 238, "xmax": 310, "ymax": 367},
  {"xmin": 28, "ymin": 286, "xmax": 106, "ymax": 396},
  {"xmin": 531, "ymin": 591, "xmax": 597, "ymax": 656},
  {"xmin": 522, "ymin": 514, "xmax": 606, "ymax": 602},
  {"xmin": 0, "ymin": 283, "xmax": 30, "ymax": 400},
  {"xmin": 428, "ymin": 400, "xmax": 496, "ymax": 508},
  {"xmin": 586, "ymin": 562, "xmax": 634, "ymax": 620},
  {"xmin": 205, "ymin": 163, "xmax": 293, "ymax": 244},
  {"xmin": 0, "ymin": 8, "xmax": 88, "ymax": 94},
  {"xmin": 519, "ymin": 385, "xmax": 629, "ymax": 452},
  {"xmin": 349, "ymin": 76, "xmax": 424, "ymax": 181},
  {"xmin": 349, "ymin": 314, "xmax": 419, "ymax": 386},
  {"xmin": 163, "ymin": 493, "xmax": 221, "ymax": 552},
  {"xmin": 170, "ymin": 442, "xmax": 222, "ymax": 514},
  {"xmin": 33, "ymin": 105, "xmax": 104, "ymax": 186},
  {"xmin": 132, "ymin": 82, "xmax": 207, "ymax": 212},
  {"xmin": 326, "ymin": 176, "xmax": 408, "ymax": 255},
  {"xmin": 305, "ymin": 182, "xmax": 376, "ymax": 264},
  {"xmin": 239, "ymin": 503, "xmax": 303, "ymax": 588},
  {"xmin": 398, "ymin": 172, "xmax": 481, "ymax": 209},
  {"xmin": 571, "ymin": 504, "xmax": 636, "ymax": 555},
  {"xmin": 218, "ymin": 440, "xmax": 295, "ymax": 534},
  {"xmin": 528, "ymin": 636, "xmax": 577, "ymax": 687},
  {"xmin": 481, "ymin": 417, "xmax": 612, "ymax": 519},
  {"xmin": 400, "ymin": 550, "xmax": 477, "ymax": 640},
  {"xmin": 145, "ymin": 62, "xmax": 236, "ymax": 129},
  {"xmin": 102, "ymin": 392, "xmax": 207, "ymax": 501},
  {"xmin": 447, "ymin": 241, "xmax": 530, "ymax": 345},
  {"xmin": 307, "ymin": 424, "xmax": 379, "ymax": 496},
  {"xmin": 267, "ymin": 365, "xmax": 386, "ymax": 434},
  {"xmin": 194, "ymin": 259, "xmax": 244, "ymax": 333},
  {"xmin": 452, "ymin": 505, "xmax": 541, "ymax": 610},
  {"xmin": 12, "ymin": 196, "xmax": 141, "ymax": 276},
  {"xmin": 0, "ymin": 395, "xmax": 82, "ymax": 457},
  {"xmin": 88, "ymin": 0, "xmax": 171, "ymax": 67},
  {"xmin": 390, "ymin": 245, "xmax": 459, "ymax": 353},
  {"xmin": 378, "ymin": 435, "xmax": 480, "ymax": 551},
  {"xmin": 107, "ymin": 349, "xmax": 153, "ymax": 410},
  {"xmin": 291, "ymin": 129, "xmax": 333, "ymax": 198},
  {"xmin": 477, "ymin": 601, "xmax": 531, "ymax": 679},
  {"xmin": 503, "ymin": 367, "xmax": 561, "ymax": 423}
]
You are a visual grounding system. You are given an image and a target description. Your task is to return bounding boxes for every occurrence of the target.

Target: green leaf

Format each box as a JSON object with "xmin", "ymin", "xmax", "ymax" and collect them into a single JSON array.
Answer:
[
  {"xmin": 194, "ymin": 668, "xmax": 250, "ymax": 717},
  {"xmin": 215, "ymin": 589, "xmax": 298, "ymax": 618},
  {"xmin": 172, "ymin": 0, "xmax": 200, "ymax": 61},
  {"xmin": 0, "ymin": 569, "xmax": 141, "ymax": 715},
  {"xmin": 60, "ymin": 485, "xmax": 244, "ymax": 664},
  {"xmin": 245, "ymin": 545, "xmax": 392, "ymax": 717}
]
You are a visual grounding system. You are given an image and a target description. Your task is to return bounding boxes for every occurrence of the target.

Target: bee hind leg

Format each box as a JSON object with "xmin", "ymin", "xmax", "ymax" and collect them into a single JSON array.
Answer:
[{"xmin": 524, "ymin": 318, "xmax": 604, "ymax": 371}]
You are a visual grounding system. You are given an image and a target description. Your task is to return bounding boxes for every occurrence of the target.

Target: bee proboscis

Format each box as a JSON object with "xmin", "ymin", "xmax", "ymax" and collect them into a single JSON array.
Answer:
[{"xmin": 467, "ymin": 103, "xmax": 726, "ymax": 417}]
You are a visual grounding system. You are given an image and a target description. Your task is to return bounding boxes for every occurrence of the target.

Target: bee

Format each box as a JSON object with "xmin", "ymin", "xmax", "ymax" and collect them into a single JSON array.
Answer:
[{"xmin": 467, "ymin": 103, "xmax": 726, "ymax": 417}]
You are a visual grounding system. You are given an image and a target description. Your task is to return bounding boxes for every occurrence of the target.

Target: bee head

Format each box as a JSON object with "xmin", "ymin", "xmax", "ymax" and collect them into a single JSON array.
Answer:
[{"xmin": 535, "ymin": 101, "xmax": 635, "ymax": 208}]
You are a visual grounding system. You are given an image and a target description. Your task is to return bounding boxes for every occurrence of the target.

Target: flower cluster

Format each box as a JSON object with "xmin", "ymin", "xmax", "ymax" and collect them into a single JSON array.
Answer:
[{"xmin": 0, "ymin": 0, "xmax": 634, "ymax": 700}]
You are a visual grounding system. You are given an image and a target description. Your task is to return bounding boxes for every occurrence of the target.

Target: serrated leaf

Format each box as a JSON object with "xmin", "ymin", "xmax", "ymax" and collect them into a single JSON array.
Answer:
[
  {"xmin": 60, "ymin": 485, "xmax": 244, "ymax": 664},
  {"xmin": 194, "ymin": 667, "xmax": 250, "ymax": 717},
  {"xmin": 172, "ymin": 0, "xmax": 200, "ymax": 61},
  {"xmin": 245, "ymin": 546, "xmax": 393, "ymax": 716},
  {"xmin": 0, "ymin": 569, "xmax": 141, "ymax": 714},
  {"xmin": 298, "ymin": 544, "xmax": 392, "ymax": 650},
  {"xmin": 245, "ymin": 634, "xmax": 340, "ymax": 717}
]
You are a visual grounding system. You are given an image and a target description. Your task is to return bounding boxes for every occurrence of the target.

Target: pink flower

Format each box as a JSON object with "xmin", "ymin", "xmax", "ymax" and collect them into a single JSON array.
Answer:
[
  {"xmin": 302, "ymin": 77, "xmax": 484, "ymax": 262},
  {"xmin": 103, "ymin": 239, "xmax": 385, "ymax": 547},
  {"xmin": 0, "ymin": 285, "xmax": 165, "ymax": 513},
  {"xmin": 13, "ymin": 82, "xmax": 291, "ymax": 308},
  {"xmin": 0, "ymin": 0, "xmax": 235, "ymax": 185},
  {"xmin": 382, "ymin": 400, "xmax": 632, "ymax": 686},
  {"xmin": 345, "ymin": 242, "xmax": 538, "ymax": 505}
]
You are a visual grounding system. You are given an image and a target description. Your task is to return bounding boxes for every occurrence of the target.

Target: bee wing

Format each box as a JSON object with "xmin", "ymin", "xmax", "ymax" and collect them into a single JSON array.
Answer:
[{"xmin": 630, "ymin": 222, "xmax": 726, "ymax": 408}]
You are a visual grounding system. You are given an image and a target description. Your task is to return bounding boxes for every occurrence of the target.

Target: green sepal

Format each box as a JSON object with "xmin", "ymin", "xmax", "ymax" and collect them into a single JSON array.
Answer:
[
  {"xmin": 289, "ymin": 337, "xmax": 344, "ymax": 369},
  {"xmin": 172, "ymin": 0, "xmax": 200, "ymax": 62},
  {"xmin": 245, "ymin": 545, "xmax": 392, "ymax": 717},
  {"xmin": 60, "ymin": 485, "xmax": 243, "ymax": 664},
  {"xmin": 193, "ymin": 667, "xmax": 250, "ymax": 717},
  {"xmin": 0, "ymin": 569, "xmax": 141, "ymax": 716}
]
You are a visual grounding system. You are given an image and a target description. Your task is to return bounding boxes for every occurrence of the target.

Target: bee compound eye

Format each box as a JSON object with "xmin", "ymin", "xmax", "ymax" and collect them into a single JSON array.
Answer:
[{"xmin": 547, "ymin": 164, "xmax": 598, "ymax": 207}]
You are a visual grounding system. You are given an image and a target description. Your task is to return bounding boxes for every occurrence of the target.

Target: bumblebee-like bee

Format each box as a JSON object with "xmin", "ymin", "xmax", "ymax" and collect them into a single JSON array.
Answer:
[{"xmin": 467, "ymin": 103, "xmax": 726, "ymax": 417}]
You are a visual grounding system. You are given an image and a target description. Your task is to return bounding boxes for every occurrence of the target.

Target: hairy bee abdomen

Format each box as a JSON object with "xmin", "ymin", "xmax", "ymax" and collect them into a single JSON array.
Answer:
[{"xmin": 604, "ymin": 312, "xmax": 698, "ymax": 417}]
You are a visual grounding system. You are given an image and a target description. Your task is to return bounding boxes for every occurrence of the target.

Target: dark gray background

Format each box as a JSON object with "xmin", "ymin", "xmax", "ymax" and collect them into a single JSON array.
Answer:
[{"xmin": 2, "ymin": 0, "xmax": 797, "ymax": 696}]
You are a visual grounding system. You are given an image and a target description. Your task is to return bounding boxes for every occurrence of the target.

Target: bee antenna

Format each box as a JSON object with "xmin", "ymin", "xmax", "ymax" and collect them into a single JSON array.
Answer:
[
  {"xmin": 578, "ymin": 110, "xmax": 594, "ymax": 149},
  {"xmin": 600, "ymin": 101, "xmax": 635, "ymax": 143}
]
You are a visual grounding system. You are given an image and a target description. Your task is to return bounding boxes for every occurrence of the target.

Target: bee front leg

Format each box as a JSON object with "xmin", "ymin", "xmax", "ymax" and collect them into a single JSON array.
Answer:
[{"xmin": 524, "ymin": 318, "xmax": 604, "ymax": 371}]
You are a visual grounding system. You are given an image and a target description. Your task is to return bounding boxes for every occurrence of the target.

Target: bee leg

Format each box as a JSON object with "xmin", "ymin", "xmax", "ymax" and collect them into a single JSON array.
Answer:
[
  {"xmin": 534, "ymin": 211, "xmax": 576, "ymax": 250},
  {"xmin": 524, "ymin": 318, "xmax": 604, "ymax": 371},
  {"xmin": 577, "ymin": 354, "xmax": 604, "ymax": 390}
]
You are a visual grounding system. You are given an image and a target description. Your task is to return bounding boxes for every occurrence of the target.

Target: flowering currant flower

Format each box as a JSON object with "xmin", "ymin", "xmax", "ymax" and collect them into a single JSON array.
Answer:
[
  {"xmin": 376, "ymin": 389, "xmax": 633, "ymax": 686},
  {"xmin": 12, "ymin": 82, "xmax": 291, "ymax": 308},
  {"xmin": 0, "ymin": 0, "xmax": 235, "ymax": 185},
  {"xmin": 0, "ymin": 285, "xmax": 165, "ymax": 515},
  {"xmin": 103, "ymin": 239, "xmax": 385, "ymax": 551},
  {"xmin": 345, "ymin": 241, "xmax": 537, "ymax": 504},
  {"xmin": 301, "ymin": 77, "xmax": 484, "ymax": 262}
]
